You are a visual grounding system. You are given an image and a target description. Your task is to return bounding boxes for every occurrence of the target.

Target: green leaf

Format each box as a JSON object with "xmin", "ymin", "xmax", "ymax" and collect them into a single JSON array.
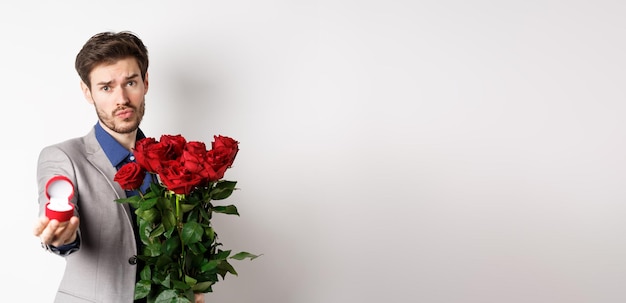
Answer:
[
  {"xmin": 180, "ymin": 203, "xmax": 196, "ymax": 213},
  {"xmin": 204, "ymin": 226, "xmax": 215, "ymax": 243},
  {"xmin": 134, "ymin": 280, "xmax": 151, "ymax": 300},
  {"xmin": 162, "ymin": 209, "xmax": 177, "ymax": 231},
  {"xmin": 138, "ymin": 220, "xmax": 155, "ymax": 245},
  {"xmin": 214, "ymin": 250, "xmax": 231, "ymax": 260},
  {"xmin": 181, "ymin": 221, "xmax": 203, "ymax": 245},
  {"xmin": 148, "ymin": 181, "xmax": 163, "ymax": 194},
  {"xmin": 172, "ymin": 278, "xmax": 192, "ymax": 290},
  {"xmin": 217, "ymin": 260, "xmax": 238, "ymax": 277},
  {"xmin": 160, "ymin": 274, "xmax": 172, "ymax": 288},
  {"xmin": 230, "ymin": 251, "xmax": 261, "ymax": 261},
  {"xmin": 137, "ymin": 207, "xmax": 159, "ymax": 223},
  {"xmin": 154, "ymin": 289, "xmax": 190, "ymax": 303},
  {"xmin": 200, "ymin": 259, "xmax": 219, "ymax": 272},
  {"xmin": 116, "ymin": 194, "xmax": 142, "ymax": 206},
  {"xmin": 139, "ymin": 265, "xmax": 152, "ymax": 281},
  {"xmin": 192, "ymin": 280, "xmax": 215, "ymax": 293},
  {"xmin": 149, "ymin": 223, "xmax": 165, "ymax": 239},
  {"xmin": 188, "ymin": 241, "xmax": 207, "ymax": 256},
  {"xmin": 157, "ymin": 195, "xmax": 175, "ymax": 213},
  {"xmin": 212, "ymin": 205, "xmax": 239, "ymax": 216},
  {"xmin": 163, "ymin": 236, "xmax": 181, "ymax": 255},
  {"xmin": 216, "ymin": 180, "xmax": 237, "ymax": 189},
  {"xmin": 138, "ymin": 196, "xmax": 159, "ymax": 210},
  {"xmin": 211, "ymin": 180, "xmax": 237, "ymax": 200},
  {"xmin": 184, "ymin": 274, "xmax": 198, "ymax": 286},
  {"xmin": 200, "ymin": 204, "xmax": 212, "ymax": 221},
  {"xmin": 114, "ymin": 197, "xmax": 130, "ymax": 204},
  {"xmin": 145, "ymin": 242, "xmax": 163, "ymax": 257}
]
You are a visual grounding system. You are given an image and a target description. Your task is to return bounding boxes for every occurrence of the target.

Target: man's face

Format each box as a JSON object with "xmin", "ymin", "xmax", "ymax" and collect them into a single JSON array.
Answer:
[{"xmin": 81, "ymin": 57, "xmax": 149, "ymax": 134}]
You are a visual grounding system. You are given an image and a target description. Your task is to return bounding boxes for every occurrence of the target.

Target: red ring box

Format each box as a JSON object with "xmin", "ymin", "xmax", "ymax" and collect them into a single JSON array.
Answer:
[{"xmin": 45, "ymin": 175, "xmax": 75, "ymax": 222}]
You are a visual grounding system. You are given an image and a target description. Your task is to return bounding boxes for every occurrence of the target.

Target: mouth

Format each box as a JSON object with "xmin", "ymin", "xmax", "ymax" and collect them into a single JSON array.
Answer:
[{"xmin": 115, "ymin": 108, "xmax": 134, "ymax": 119}]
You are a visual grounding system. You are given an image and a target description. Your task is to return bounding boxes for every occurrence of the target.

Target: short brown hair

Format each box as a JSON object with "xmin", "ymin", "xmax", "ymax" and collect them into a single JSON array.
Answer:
[{"xmin": 75, "ymin": 31, "xmax": 149, "ymax": 89}]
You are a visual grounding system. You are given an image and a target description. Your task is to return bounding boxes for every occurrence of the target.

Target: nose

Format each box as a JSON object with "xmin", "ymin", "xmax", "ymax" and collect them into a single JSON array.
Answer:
[{"xmin": 114, "ymin": 86, "xmax": 130, "ymax": 106}]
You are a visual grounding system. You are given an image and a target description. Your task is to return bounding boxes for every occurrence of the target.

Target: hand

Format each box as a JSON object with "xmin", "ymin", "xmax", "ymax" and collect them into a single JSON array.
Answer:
[
  {"xmin": 194, "ymin": 293, "xmax": 205, "ymax": 303},
  {"xmin": 33, "ymin": 215, "xmax": 80, "ymax": 247}
]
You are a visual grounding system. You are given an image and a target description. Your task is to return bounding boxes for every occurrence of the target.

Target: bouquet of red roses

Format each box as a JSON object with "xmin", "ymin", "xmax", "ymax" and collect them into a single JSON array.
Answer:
[{"xmin": 114, "ymin": 134, "xmax": 258, "ymax": 302}]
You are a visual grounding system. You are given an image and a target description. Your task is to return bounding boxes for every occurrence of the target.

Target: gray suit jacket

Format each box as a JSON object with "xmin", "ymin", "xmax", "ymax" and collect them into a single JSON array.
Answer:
[{"xmin": 38, "ymin": 128, "xmax": 139, "ymax": 302}]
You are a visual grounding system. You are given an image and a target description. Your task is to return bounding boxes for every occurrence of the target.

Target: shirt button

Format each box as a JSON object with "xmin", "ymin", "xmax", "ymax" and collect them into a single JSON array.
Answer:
[
  {"xmin": 128, "ymin": 255, "xmax": 137, "ymax": 265},
  {"xmin": 129, "ymin": 155, "xmax": 135, "ymax": 161}
]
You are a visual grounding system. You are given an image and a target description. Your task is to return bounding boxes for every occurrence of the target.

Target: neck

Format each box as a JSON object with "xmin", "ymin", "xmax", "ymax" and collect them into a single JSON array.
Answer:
[{"xmin": 98, "ymin": 121, "xmax": 138, "ymax": 151}]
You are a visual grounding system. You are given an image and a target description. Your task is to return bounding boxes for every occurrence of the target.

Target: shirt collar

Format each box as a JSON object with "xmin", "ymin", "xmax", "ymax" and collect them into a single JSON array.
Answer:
[{"xmin": 94, "ymin": 122, "xmax": 146, "ymax": 168}]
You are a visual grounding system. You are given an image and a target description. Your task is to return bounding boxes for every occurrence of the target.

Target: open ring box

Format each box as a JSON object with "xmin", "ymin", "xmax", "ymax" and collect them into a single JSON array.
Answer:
[{"xmin": 45, "ymin": 175, "xmax": 75, "ymax": 222}]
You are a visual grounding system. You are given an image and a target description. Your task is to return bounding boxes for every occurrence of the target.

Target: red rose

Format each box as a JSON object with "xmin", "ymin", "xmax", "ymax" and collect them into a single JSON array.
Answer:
[
  {"xmin": 132, "ymin": 134, "xmax": 239, "ymax": 193},
  {"xmin": 159, "ymin": 162, "xmax": 204, "ymax": 195},
  {"xmin": 133, "ymin": 137, "xmax": 165, "ymax": 173},
  {"xmin": 114, "ymin": 162, "xmax": 146, "ymax": 190},
  {"xmin": 211, "ymin": 135, "xmax": 239, "ymax": 167},
  {"xmin": 181, "ymin": 141, "xmax": 210, "ymax": 180},
  {"xmin": 160, "ymin": 134, "xmax": 186, "ymax": 160},
  {"xmin": 205, "ymin": 148, "xmax": 230, "ymax": 181}
]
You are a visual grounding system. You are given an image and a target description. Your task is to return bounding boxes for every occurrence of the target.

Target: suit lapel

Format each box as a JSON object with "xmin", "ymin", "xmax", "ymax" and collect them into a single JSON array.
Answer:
[{"xmin": 84, "ymin": 128, "xmax": 134, "ymax": 223}]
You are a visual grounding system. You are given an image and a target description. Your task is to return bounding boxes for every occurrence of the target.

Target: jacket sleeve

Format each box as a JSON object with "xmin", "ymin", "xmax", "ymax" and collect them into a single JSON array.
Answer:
[{"xmin": 36, "ymin": 144, "xmax": 82, "ymax": 256}]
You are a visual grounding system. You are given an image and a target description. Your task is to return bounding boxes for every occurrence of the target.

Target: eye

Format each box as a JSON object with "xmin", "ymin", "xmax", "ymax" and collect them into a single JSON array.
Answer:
[
  {"xmin": 102, "ymin": 86, "xmax": 110, "ymax": 92},
  {"xmin": 126, "ymin": 80, "xmax": 136, "ymax": 87}
]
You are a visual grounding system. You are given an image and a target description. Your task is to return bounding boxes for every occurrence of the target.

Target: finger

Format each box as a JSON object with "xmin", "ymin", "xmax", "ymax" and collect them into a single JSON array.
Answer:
[
  {"xmin": 57, "ymin": 217, "xmax": 80, "ymax": 244},
  {"xmin": 52, "ymin": 216, "xmax": 78, "ymax": 235},
  {"xmin": 194, "ymin": 293, "xmax": 205, "ymax": 303},
  {"xmin": 33, "ymin": 216, "xmax": 50, "ymax": 237},
  {"xmin": 48, "ymin": 216, "xmax": 80, "ymax": 247},
  {"xmin": 39, "ymin": 219, "xmax": 60, "ymax": 244}
]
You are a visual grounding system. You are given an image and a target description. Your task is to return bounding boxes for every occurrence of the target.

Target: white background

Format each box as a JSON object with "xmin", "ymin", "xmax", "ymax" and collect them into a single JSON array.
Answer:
[{"xmin": 2, "ymin": 1, "xmax": 626, "ymax": 302}]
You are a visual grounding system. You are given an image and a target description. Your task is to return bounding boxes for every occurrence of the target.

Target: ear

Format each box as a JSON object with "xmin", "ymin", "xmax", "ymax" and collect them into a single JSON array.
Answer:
[
  {"xmin": 80, "ymin": 81, "xmax": 94, "ymax": 104},
  {"xmin": 143, "ymin": 72, "xmax": 149, "ymax": 95}
]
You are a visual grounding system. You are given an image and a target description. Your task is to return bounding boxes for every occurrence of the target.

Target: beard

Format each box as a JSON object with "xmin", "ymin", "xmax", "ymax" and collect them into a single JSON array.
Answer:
[{"xmin": 96, "ymin": 101, "xmax": 145, "ymax": 134}]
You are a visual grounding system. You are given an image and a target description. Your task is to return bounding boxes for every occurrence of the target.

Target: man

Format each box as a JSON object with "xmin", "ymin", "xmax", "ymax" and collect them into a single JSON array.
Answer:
[{"xmin": 32, "ymin": 31, "xmax": 205, "ymax": 303}]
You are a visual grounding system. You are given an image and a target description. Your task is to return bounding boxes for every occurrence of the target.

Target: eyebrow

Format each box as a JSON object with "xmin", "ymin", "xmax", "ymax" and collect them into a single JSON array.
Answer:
[{"xmin": 95, "ymin": 73, "xmax": 140, "ymax": 87}]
